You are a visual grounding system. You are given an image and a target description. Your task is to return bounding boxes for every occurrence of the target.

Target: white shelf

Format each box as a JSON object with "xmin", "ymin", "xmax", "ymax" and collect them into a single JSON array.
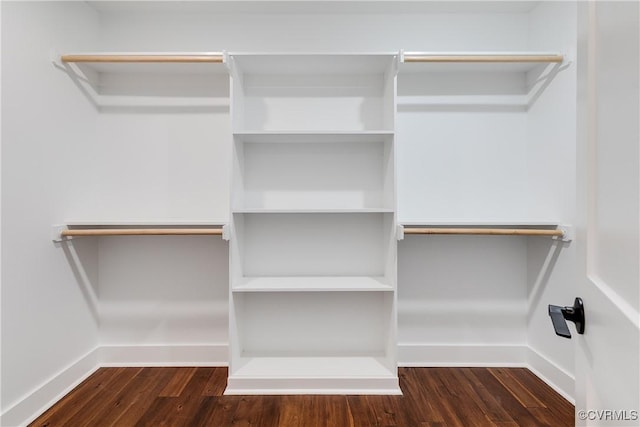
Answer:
[
  {"xmin": 232, "ymin": 355, "xmax": 395, "ymax": 378},
  {"xmin": 233, "ymin": 208, "xmax": 394, "ymax": 214},
  {"xmin": 233, "ymin": 130, "xmax": 394, "ymax": 143},
  {"xmin": 226, "ymin": 355, "xmax": 400, "ymax": 394},
  {"xmin": 233, "ymin": 276, "xmax": 393, "ymax": 292},
  {"xmin": 230, "ymin": 53, "xmax": 396, "ymax": 75}
]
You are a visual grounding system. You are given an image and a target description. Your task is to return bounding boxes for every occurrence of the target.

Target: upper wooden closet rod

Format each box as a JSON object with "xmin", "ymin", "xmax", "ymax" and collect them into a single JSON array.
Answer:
[
  {"xmin": 402, "ymin": 53, "xmax": 564, "ymax": 63},
  {"xmin": 60, "ymin": 54, "xmax": 224, "ymax": 63},
  {"xmin": 403, "ymin": 228, "xmax": 564, "ymax": 237},
  {"xmin": 61, "ymin": 228, "xmax": 223, "ymax": 237}
]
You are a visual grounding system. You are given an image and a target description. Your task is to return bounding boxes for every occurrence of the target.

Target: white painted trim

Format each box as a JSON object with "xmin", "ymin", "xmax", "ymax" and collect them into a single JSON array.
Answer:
[
  {"xmin": 587, "ymin": 274, "xmax": 640, "ymax": 329},
  {"xmin": 225, "ymin": 377, "xmax": 401, "ymax": 395},
  {"xmin": 398, "ymin": 343, "xmax": 528, "ymax": 367},
  {"xmin": 527, "ymin": 347, "xmax": 575, "ymax": 404},
  {"xmin": 99, "ymin": 344, "xmax": 228, "ymax": 367},
  {"xmin": 0, "ymin": 347, "xmax": 100, "ymax": 427}
]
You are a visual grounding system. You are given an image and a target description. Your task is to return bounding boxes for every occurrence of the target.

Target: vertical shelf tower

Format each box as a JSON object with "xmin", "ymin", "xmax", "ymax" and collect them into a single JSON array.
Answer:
[{"xmin": 226, "ymin": 53, "xmax": 400, "ymax": 394}]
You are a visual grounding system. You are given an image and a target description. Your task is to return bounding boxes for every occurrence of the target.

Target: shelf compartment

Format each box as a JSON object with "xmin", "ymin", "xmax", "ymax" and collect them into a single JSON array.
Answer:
[
  {"xmin": 228, "ymin": 291, "xmax": 397, "ymax": 394},
  {"xmin": 233, "ymin": 276, "xmax": 393, "ymax": 292},
  {"xmin": 230, "ymin": 54, "xmax": 397, "ymax": 132},
  {"xmin": 232, "ymin": 291, "xmax": 394, "ymax": 361},
  {"xmin": 232, "ymin": 136, "xmax": 394, "ymax": 211},
  {"xmin": 232, "ymin": 213, "xmax": 395, "ymax": 277}
]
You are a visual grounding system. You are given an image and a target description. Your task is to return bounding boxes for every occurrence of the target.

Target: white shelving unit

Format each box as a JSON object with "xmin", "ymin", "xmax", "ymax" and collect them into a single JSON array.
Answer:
[{"xmin": 227, "ymin": 53, "xmax": 400, "ymax": 394}]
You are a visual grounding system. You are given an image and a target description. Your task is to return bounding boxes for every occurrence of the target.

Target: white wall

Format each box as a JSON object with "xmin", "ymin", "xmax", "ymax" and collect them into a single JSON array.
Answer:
[
  {"xmin": 525, "ymin": 1, "xmax": 578, "ymax": 400},
  {"xmin": 96, "ymin": 7, "xmax": 530, "ymax": 52},
  {"xmin": 1, "ymin": 2, "xmax": 101, "ymax": 425}
]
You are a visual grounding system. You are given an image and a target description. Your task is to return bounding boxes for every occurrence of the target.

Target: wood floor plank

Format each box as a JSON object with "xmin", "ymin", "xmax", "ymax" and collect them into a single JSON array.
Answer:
[
  {"xmin": 346, "ymin": 395, "xmax": 382, "ymax": 427},
  {"xmin": 158, "ymin": 367, "xmax": 198, "ymax": 397},
  {"xmin": 29, "ymin": 367, "xmax": 574, "ymax": 427},
  {"xmin": 473, "ymin": 368, "xmax": 549, "ymax": 427},
  {"xmin": 433, "ymin": 368, "xmax": 496, "ymax": 427},
  {"xmin": 85, "ymin": 367, "xmax": 165, "ymax": 427},
  {"xmin": 64, "ymin": 367, "xmax": 144, "ymax": 427},
  {"xmin": 134, "ymin": 367, "xmax": 213, "ymax": 426},
  {"xmin": 416, "ymin": 368, "xmax": 468, "ymax": 427},
  {"xmin": 508, "ymin": 368, "xmax": 574, "ymax": 424},
  {"xmin": 278, "ymin": 395, "xmax": 315, "ymax": 427},
  {"xmin": 398, "ymin": 367, "xmax": 445, "ymax": 425},
  {"xmin": 188, "ymin": 396, "xmax": 241, "ymax": 427},
  {"xmin": 321, "ymin": 395, "xmax": 353, "ymax": 427},
  {"xmin": 230, "ymin": 395, "xmax": 280, "ymax": 427},
  {"xmin": 457, "ymin": 367, "xmax": 516, "ymax": 424},
  {"xmin": 109, "ymin": 368, "xmax": 177, "ymax": 426},
  {"xmin": 489, "ymin": 368, "xmax": 547, "ymax": 408},
  {"xmin": 369, "ymin": 394, "xmax": 413, "ymax": 427},
  {"xmin": 30, "ymin": 367, "xmax": 128, "ymax": 427},
  {"xmin": 201, "ymin": 367, "xmax": 228, "ymax": 396}
]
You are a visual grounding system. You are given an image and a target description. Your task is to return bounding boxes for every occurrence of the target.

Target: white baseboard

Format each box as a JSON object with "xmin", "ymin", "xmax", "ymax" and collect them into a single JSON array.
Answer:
[
  {"xmin": 99, "ymin": 344, "xmax": 228, "ymax": 367},
  {"xmin": 398, "ymin": 343, "xmax": 528, "ymax": 367},
  {"xmin": 398, "ymin": 343, "xmax": 575, "ymax": 402},
  {"xmin": 0, "ymin": 347, "xmax": 100, "ymax": 427},
  {"xmin": 526, "ymin": 347, "xmax": 575, "ymax": 404}
]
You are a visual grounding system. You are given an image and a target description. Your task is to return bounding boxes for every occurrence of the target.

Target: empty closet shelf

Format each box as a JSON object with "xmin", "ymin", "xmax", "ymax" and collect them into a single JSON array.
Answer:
[{"xmin": 233, "ymin": 276, "xmax": 393, "ymax": 292}]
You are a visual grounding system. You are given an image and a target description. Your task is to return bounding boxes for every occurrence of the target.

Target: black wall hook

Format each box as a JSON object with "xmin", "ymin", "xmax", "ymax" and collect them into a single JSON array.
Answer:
[{"xmin": 548, "ymin": 297, "xmax": 585, "ymax": 338}]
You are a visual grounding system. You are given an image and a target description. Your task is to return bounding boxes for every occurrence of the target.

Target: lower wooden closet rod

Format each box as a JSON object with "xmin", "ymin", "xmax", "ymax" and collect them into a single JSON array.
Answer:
[
  {"xmin": 61, "ymin": 228, "xmax": 223, "ymax": 237},
  {"xmin": 403, "ymin": 228, "xmax": 564, "ymax": 237}
]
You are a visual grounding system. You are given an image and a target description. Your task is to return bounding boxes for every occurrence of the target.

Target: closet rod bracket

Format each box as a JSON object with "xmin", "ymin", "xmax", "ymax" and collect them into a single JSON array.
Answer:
[
  {"xmin": 52, "ymin": 225, "xmax": 71, "ymax": 243},
  {"xmin": 558, "ymin": 225, "xmax": 573, "ymax": 242},
  {"xmin": 396, "ymin": 225, "xmax": 405, "ymax": 241}
]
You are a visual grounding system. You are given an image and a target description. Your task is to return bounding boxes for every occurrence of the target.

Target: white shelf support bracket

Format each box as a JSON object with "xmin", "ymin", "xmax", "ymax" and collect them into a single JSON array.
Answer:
[
  {"xmin": 396, "ymin": 224, "xmax": 405, "ymax": 241},
  {"xmin": 222, "ymin": 224, "xmax": 231, "ymax": 241},
  {"xmin": 222, "ymin": 50, "xmax": 231, "ymax": 72},
  {"xmin": 52, "ymin": 225, "xmax": 70, "ymax": 243},
  {"xmin": 50, "ymin": 48, "xmax": 63, "ymax": 68},
  {"xmin": 558, "ymin": 225, "xmax": 574, "ymax": 242}
]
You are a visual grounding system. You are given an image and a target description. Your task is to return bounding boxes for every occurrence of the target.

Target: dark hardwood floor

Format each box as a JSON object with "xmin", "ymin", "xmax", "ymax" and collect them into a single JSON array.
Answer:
[{"xmin": 30, "ymin": 367, "xmax": 574, "ymax": 426}]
